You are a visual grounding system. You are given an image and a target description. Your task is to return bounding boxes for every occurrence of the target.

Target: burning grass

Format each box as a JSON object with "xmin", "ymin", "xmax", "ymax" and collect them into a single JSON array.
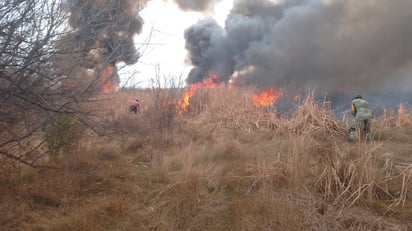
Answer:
[{"xmin": 1, "ymin": 87, "xmax": 412, "ymax": 230}]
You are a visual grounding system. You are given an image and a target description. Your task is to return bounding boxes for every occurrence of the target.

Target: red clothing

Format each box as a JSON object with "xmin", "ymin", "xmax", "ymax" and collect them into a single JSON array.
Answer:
[
  {"xmin": 130, "ymin": 100, "xmax": 140, "ymax": 113},
  {"xmin": 131, "ymin": 100, "xmax": 139, "ymax": 107}
]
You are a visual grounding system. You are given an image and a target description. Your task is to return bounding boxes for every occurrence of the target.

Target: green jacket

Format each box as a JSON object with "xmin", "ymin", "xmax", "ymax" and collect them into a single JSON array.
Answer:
[{"xmin": 351, "ymin": 98, "xmax": 372, "ymax": 119}]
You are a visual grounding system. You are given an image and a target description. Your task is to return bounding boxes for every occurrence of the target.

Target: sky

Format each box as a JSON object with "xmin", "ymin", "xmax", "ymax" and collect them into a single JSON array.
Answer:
[{"xmin": 119, "ymin": 0, "xmax": 233, "ymax": 88}]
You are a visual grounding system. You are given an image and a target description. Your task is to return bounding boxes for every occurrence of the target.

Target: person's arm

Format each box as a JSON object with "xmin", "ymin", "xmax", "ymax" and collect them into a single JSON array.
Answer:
[{"xmin": 351, "ymin": 102, "xmax": 357, "ymax": 116}]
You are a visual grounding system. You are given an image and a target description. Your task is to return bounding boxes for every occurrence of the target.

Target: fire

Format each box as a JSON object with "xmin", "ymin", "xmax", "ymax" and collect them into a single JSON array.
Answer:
[
  {"xmin": 177, "ymin": 74, "xmax": 221, "ymax": 114},
  {"xmin": 201, "ymin": 74, "xmax": 220, "ymax": 88},
  {"xmin": 100, "ymin": 65, "xmax": 118, "ymax": 93},
  {"xmin": 178, "ymin": 84, "xmax": 197, "ymax": 113},
  {"xmin": 397, "ymin": 103, "xmax": 409, "ymax": 126},
  {"xmin": 252, "ymin": 87, "xmax": 283, "ymax": 107}
]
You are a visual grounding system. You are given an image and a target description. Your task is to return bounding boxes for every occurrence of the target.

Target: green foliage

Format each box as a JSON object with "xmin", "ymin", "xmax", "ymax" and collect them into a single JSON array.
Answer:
[{"xmin": 44, "ymin": 115, "xmax": 83, "ymax": 156}]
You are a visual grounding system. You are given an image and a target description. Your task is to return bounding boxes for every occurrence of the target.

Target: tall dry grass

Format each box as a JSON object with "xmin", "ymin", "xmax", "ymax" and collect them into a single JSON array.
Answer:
[
  {"xmin": 137, "ymin": 86, "xmax": 410, "ymax": 227},
  {"xmin": 1, "ymin": 86, "xmax": 411, "ymax": 230}
]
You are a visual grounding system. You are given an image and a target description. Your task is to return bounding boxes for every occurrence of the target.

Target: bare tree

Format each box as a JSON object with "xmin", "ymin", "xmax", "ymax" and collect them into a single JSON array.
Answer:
[
  {"xmin": 1, "ymin": 0, "xmax": 71, "ymax": 166},
  {"xmin": 0, "ymin": 0, "xmax": 147, "ymax": 168}
]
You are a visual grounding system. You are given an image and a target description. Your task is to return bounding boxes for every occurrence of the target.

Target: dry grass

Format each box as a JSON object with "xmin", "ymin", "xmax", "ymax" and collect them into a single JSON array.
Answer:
[{"xmin": 1, "ymin": 87, "xmax": 411, "ymax": 230}]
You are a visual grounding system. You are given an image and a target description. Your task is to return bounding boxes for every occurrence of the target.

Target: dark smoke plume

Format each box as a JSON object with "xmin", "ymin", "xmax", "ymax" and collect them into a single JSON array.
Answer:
[
  {"xmin": 184, "ymin": 19, "xmax": 234, "ymax": 84},
  {"xmin": 184, "ymin": 0, "xmax": 412, "ymax": 108},
  {"xmin": 62, "ymin": 0, "xmax": 145, "ymax": 89},
  {"xmin": 169, "ymin": 0, "xmax": 221, "ymax": 12}
]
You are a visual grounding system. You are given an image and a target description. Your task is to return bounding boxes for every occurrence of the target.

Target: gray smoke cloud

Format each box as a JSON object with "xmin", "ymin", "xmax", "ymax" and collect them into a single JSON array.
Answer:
[
  {"xmin": 169, "ymin": 0, "xmax": 221, "ymax": 12},
  {"xmin": 184, "ymin": 0, "xmax": 412, "ymax": 107},
  {"xmin": 65, "ymin": 0, "xmax": 143, "ymax": 66},
  {"xmin": 184, "ymin": 19, "xmax": 234, "ymax": 84},
  {"xmin": 63, "ymin": 0, "xmax": 144, "ymax": 89}
]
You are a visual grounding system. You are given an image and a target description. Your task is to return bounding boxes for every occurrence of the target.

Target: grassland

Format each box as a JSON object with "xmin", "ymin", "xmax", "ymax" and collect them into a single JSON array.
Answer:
[{"xmin": 1, "ymin": 87, "xmax": 411, "ymax": 231}]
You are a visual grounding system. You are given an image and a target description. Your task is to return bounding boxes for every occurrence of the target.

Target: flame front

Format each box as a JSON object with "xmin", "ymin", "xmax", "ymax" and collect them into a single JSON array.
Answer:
[
  {"xmin": 178, "ymin": 84, "xmax": 197, "ymax": 113},
  {"xmin": 177, "ymin": 74, "xmax": 221, "ymax": 114},
  {"xmin": 252, "ymin": 87, "xmax": 283, "ymax": 107},
  {"xmin": 397, "ymin": 103, "xmax": 409, "ymax": 126},
  {"xmin": 100, "ymin": 65, "xmax": 118, "ymax": 93}
]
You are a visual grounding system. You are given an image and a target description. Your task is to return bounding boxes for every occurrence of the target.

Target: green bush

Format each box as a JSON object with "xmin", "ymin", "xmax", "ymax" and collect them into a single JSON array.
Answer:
[{"xmin": 44, "ymin": 115, "xmax": 83, "ymax": 157}]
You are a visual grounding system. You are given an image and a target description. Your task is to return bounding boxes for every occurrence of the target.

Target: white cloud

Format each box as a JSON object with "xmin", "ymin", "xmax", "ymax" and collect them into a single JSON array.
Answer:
[{"xmin": 119, "ymin": 0, "xmax": 232, "ymax": 88}]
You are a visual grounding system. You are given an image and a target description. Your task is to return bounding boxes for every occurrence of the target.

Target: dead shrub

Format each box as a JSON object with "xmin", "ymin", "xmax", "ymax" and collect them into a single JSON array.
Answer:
[
  {"xmin": 316, "ymin": 142, "xmax": 411, "ymax": 209},
  {"xmin": 123, "ymin": 137, "xmax": 145, "ymax": 153},
  {"xmin": 112, "ymin": 113, "xmax": 145, "ymax": 134},
  {"xmin": 146, "ymin": 67, "xmax": 185, "ymax": 131},
  {"xmin": 285, "ymin": 92, "xmax": 346, "ymax": 136}
]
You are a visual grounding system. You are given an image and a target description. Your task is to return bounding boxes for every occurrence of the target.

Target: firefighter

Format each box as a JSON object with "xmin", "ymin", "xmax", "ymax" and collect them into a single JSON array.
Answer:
[
  {"xmin": 349, "ymin": 94, "xmax": 372, "ymax": 142},
  {"xmin": 130, "ymin": 99, "xmax": 140, "ymax": 114}
]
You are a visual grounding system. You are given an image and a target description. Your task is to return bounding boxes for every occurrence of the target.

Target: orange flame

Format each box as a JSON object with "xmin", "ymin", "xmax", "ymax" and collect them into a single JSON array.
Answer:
[
  {"xmin": 252, "ymin": 87, "xmax": 283, "ymax": 107},
  {"xmin": 397, "ymin": 103, "xmax": 409, "ymax": 126},
  {"xmin": 100, "ymin": 65, "xmax": 118, "ymax": 93},
  {"xmin": 177, "ymin": 74, "xmax": 221, "ymax": 114}
]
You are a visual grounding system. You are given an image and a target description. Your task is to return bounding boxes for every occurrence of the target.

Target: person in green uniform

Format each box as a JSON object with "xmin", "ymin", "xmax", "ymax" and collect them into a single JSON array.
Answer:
[{"xmin": 349, "ymin": 95, "xmax": 372, "ymax": 142}]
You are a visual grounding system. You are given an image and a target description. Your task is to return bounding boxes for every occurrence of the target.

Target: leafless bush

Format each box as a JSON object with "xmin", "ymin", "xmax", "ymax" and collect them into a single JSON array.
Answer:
[
  {"xmin": 0, "ymin": 0, "xmax": 147, "ymax": 167},
  {"xmin": 145, "ymin": 65, "xmax": 185, "ymax": 130},
  {"xmin": 0, "ymin": 0, "xmax": 78, "ymax": 167}
]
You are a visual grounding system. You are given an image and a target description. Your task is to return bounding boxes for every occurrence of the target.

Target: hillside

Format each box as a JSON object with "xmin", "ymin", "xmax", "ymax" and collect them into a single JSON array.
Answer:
[{"xmin": 1, "ymin": 88, "xmax": 411, "ymax": 231}]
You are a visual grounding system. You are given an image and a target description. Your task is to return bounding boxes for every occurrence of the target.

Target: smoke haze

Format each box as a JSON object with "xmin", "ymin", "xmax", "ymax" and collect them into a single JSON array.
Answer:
[
  {"xmin": 169, "ymin": 0, "xmax": 222, "ymax": 12},
  {"xmin": 184, "ymin": 0, "xmax": 412, "ymax": 107},
  {"xmin": 65, "ymin": 0, "xmax": 144, "ymax": 66},
  {"xmin": 61, "ymin": 0, "xmax": 147, "ymax": 92}
]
